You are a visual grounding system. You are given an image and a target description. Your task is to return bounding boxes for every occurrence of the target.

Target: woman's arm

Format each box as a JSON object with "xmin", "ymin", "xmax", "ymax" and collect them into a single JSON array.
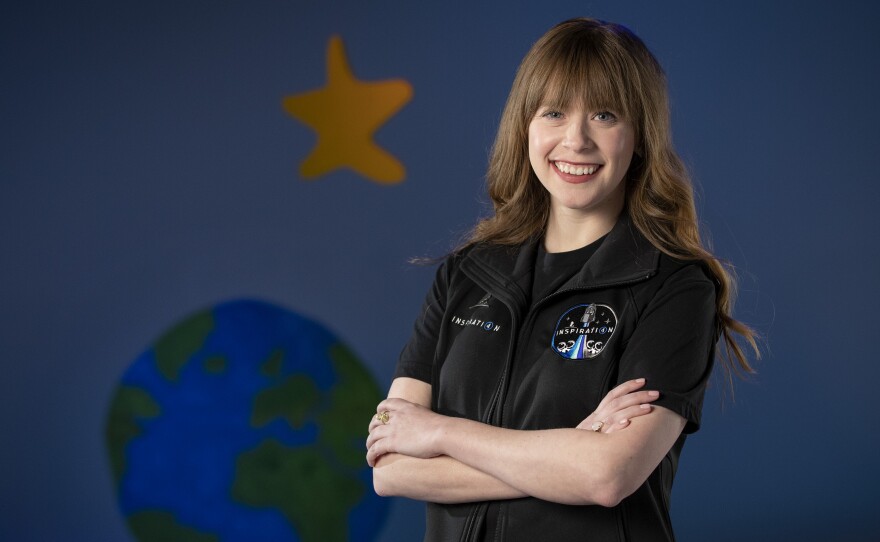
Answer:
[
  {"xmin": 370, "ymin": 395, "xmax": 683, "ymax": 506},
  {"xmin": 439, "ymin": 404, "xmax": 681, "ymax": 506},
  {"xmin": 372, "ymin": 451, "xmax": 527, "ymax": 503},
  {"xmin": 370, "ymin": 377, "xmax": 526, "ymax": 502},
  {"xmin": 369, "ymin": 377, "xmax": 663, "ymax": 504}
]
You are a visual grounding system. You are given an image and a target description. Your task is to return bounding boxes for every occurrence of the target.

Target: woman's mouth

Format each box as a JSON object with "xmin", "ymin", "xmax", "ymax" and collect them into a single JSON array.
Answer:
[{"xmin": 553, "ymin": 161, "xmax": 601, "ymax": 177}]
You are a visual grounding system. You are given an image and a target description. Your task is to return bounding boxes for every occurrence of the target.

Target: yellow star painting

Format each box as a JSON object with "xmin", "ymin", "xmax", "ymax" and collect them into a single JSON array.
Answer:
[{"xmin": 283, "ymin": 36, "xmax": 413, "ymax": 184}]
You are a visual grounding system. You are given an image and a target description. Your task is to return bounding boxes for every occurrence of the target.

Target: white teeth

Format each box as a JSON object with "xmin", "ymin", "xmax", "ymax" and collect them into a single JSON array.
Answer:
[{"xmin": 556, "ymin": 162, "xmax": 597, "ymax": 175}]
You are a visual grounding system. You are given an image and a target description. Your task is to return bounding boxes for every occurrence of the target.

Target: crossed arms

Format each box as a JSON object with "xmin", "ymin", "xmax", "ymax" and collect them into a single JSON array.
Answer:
[{"xmin": 367, "ymin": 376, "xmax": 685, "ymax": 507}]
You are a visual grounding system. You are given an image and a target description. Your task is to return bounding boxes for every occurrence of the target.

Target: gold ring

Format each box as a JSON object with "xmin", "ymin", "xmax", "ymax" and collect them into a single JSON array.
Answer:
[
  {"xmin": 377, "ymin": 411, "xmax": 390, "ymax": 425},
  {"xmin": 590, "ymin": 420, "xmax": 604, "ymax": 432}
]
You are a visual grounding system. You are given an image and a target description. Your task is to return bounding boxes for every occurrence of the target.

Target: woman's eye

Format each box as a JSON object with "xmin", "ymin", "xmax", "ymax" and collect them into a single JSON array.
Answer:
[
  {"xmin": 541, "ymin": 110, "xmax": 564, "ymax": 120},
  {"xmin": 593, "ymin": 111, "xmax": 617, "ymax": 122}
]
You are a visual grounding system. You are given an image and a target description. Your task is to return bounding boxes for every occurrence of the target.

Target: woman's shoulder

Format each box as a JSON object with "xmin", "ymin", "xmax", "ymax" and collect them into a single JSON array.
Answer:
[
  {"xmin": 653, "ymin": 252, "xmax": 718, "ymax": 295},
  {"xmin": 445, "ymin": 239, "xmax": 529, "ymax": 268}
]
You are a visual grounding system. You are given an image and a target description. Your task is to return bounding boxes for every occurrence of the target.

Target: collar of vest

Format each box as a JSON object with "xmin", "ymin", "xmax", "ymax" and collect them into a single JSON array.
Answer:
[{"xmin": 459, "ymin": 213, "xmax": 660, "ymax": 294}]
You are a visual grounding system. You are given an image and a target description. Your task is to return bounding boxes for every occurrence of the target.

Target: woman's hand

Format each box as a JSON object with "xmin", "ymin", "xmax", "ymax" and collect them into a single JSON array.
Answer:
[
  {"xmin": 366, "ymin": 397, "xmax": 447, "ymax": 467},
  {"xmin": 576, "ymin": 378, "xmax": 659, "ymax": 433}
]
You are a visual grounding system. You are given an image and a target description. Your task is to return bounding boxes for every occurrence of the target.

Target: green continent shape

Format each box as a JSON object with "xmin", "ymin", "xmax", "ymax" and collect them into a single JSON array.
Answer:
[
  {"xmin": 317, "ymin": 343, "xmax": 383, "ymax": 468},
  {"xmin": 105, "ymin": 386, "xmax": 161, "ymax": 485},
  {"xmin": 251, "ymin": 374, "xmax": 320, "ymax": 429},
  {"xmin": 154, "ymin": 309, "xmax": 214, "ymax": 381},
  {"xmin": 127, "ymin": 510, "xmax": 218, "ymax": 542},
  {"xmin": 203, "ymin": 356, "xmax": 227, "ymax": 374},
  {"xmin": 260, "ymin": 349, "xmax": 284, "ymax": 377},
  {"xmin": 232, "ymin": 440, "xmax": 362, "ymax": 542}
]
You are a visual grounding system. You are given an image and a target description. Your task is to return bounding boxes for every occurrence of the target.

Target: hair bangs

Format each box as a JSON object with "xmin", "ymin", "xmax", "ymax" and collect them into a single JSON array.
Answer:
[{"xmin": 532, "ymin": 36, "xmax": 634, "ymax": 121}]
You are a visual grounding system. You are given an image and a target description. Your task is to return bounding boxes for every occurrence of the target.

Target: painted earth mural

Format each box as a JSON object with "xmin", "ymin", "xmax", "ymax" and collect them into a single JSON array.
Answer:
[{"xmin": 105, "ymin": 300, "xmax": 387, "ymax": 541}]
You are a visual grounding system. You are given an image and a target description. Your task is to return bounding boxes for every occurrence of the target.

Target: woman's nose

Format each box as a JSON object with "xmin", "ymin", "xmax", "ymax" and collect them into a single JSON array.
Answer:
[{"xmin": 563, "ymin": 119, "xmax": 592, "ymax": 151}]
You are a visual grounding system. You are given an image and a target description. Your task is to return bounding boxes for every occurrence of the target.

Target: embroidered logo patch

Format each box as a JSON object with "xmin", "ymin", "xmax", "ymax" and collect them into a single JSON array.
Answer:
[{"xmin": 551, "ymin": 304, "xmax": 617, "ymax": 359}]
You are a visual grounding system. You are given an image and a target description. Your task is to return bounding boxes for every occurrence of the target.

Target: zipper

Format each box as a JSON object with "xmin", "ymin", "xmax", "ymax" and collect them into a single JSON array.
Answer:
[
  {"xmin": 455, "ymin": 260, "xmax": 655, "ymax": 541},
  {"xmin": 459, "ymin": 293, "xmax": 517, "ymax": 542},
  {"xmin": 457, "ymin": 261, "xmax": 524, "ymax": 541}
]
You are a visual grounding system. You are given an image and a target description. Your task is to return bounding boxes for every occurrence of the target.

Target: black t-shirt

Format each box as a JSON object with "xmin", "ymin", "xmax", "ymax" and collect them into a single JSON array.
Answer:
[{"xmin": 531, "ymin": 235, "xmax": 607, "ymax": 302}]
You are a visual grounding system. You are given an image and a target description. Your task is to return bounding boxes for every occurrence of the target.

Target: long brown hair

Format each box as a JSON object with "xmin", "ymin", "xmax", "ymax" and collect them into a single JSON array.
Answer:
[{"xmin": 467, "ymin": 18, "xmax": 758, "ymax": 383}]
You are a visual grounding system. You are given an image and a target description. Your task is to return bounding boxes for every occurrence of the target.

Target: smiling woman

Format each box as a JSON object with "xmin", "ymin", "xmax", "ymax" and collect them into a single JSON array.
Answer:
[
  {"xmin": 367, "ymin": 17, "xmax": 758, "ymax": 542},
  {"xmin": 528, "ymin": 104, "xmax": 635, "ymax": 252}
]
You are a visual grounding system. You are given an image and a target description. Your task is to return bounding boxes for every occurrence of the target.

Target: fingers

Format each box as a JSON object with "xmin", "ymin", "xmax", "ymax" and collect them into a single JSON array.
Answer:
[
  {"xmin": 370, "ymin": 399, "xmax": 406, "ymax": 432},
  {"xmin": 366, "ymin": 403, "xmax": 403, "ymax": 466},
  {"xmin": 370, "ymin": 397, "xmax": 425, "ymax": 434},
  {"xmin": 369, "ymin": 412, "xmax": 389, "ymax": 432},
  {"xmin": 595, "ymin": 378, "xmax": 646, "ymax": 410},
  {"xmin": 368, "ymin": 398, "xmax": 412, "ymax": 433},
  {"xmin": 366, "ymin": 424, "xmax": 391, "ymax": 466},
  {"xmin": 577, "ymin": 378, "xmax": 659, "ymax": 433},
  {"xmin": 366, "ymin": 439, "xmax": 381, "ymax": 466},
  {"xmin": 594, "ymin": 389, "xmax": 658, "ymax": 425},
  {"xmin": 366, "ymin": 409, "xmax": 388, "ymax": 467},
  {"xmin": 600, "ymin": 404, "xmax": 654, "ymax": 433},
  {"xmin": 366, "ymin": 439, "xmax": 384, "ymax": 467},
  {"xmin": 366, "ymin": 398, "xmax": 427, "ymax": 467},
  {"xmin": 576, "ymin": 402, "xmax": 655, "ymax": 433},
  {"xmin": 375, "ymin": 397, "xmax": 410, "ymax": 413},
  {"xmin": 603, "ymin": 389, "xmax": 659, "ymax": 413},
  {"xmin": 366, "ymin": 424, "xmax": 386, "ymax": 450}
]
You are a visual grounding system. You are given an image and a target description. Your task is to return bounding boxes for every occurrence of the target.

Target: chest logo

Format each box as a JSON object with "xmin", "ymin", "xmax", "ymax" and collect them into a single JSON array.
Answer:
[
  {"xmin": 551, "ymin": 303, "xmax": 617, "ymax": 359},
  {"xmin": 469, "ymin": 293, "xmax": 492, "ymax": 309}
]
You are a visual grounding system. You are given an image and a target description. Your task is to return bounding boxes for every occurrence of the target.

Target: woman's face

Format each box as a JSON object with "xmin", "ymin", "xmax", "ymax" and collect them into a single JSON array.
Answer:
[{"xmin": 528, "ymin": 103, "xmax": 635, "ymax": 223}]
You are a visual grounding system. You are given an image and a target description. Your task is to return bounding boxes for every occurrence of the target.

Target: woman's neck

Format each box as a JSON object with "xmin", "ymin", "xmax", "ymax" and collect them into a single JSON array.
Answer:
[{"xmin": 543, "ymin": 207, "xmax": 621, "ymax": 253}]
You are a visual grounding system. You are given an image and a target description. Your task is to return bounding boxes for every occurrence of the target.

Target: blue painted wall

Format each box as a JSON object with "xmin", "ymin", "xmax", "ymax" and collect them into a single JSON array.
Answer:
[{"xmin": 2, "ymin": 1, "xmax": 879, "ymax": 540}]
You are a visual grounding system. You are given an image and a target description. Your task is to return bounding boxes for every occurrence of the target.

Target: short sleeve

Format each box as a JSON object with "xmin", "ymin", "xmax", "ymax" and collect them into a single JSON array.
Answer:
[
  {"xmin": 617, "ymin": 264, "xmax": 718, "ymax": 433},
  {"xmin": 393, "ymin": 258, "xmax": 454, "ymax": 384}
]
